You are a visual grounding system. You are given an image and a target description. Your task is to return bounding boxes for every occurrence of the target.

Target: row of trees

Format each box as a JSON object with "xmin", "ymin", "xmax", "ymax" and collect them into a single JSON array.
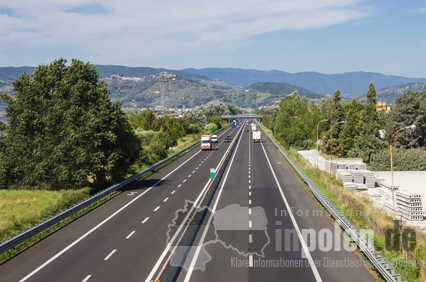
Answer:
[
  {"xmin": 260, "ymin": 82, "xmax": 426, "ymax": 170},
  {"xmin": 0, "ymin": 59, "xmax": 236, "ymax": 190}
]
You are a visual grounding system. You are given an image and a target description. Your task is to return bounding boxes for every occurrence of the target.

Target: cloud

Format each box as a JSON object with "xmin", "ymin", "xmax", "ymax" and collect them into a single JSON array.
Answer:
[
  {"xmin": 420, "ymin": 7, "xmax": 426, "ymax": 13},
  {"xmin": 0, "ymin": 0, "xmax": 372, "ymax": 66}
]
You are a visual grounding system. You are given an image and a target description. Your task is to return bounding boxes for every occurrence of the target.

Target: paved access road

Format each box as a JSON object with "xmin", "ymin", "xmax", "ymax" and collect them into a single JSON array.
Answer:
[{"xmin": 0, "ymin": 123, "xmax": 375, "ymax": 282}]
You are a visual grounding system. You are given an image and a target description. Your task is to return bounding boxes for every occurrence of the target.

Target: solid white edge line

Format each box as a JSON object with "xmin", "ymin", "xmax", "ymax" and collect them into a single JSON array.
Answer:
[
  {"xmin": 183, "ymin": 125, "xmax": 244, "ymax": 282},
  {"xmin": 19, "ymin": 149, "xmax": 202, "ymax": 282},
  {"xmin": 147, "ymin": 128, "xmax": 236, "ymax": 282},
  {"xmin": 104, "ymin": 249, "xmax": 116, "ymax": 261},
  {"xmin": 146, "ymin": 178, "xmax": 213, "ymax": 282},
  {"xmin": 260, "ymin": 140, "xmax": 322, "ymax": 281}
]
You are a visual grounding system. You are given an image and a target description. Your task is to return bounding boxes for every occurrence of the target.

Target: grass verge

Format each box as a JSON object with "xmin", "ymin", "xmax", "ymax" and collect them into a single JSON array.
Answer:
[{"xmin": 284, "ymin": 147, "xmax": 424, "ymax": 281}]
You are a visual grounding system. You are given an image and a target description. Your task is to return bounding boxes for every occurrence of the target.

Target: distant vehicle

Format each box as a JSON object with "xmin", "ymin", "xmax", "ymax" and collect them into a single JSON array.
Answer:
[
  {"xmin": 224, "ymin": 135, "xmax": 232, "ymax": 142},
  {"xmin": 211, "ymin": 134, "xmax": 218, "ymax": 143},
  {"xmin": 252, "ymin": 131, "xmax": 261, "ymax": 142},
  {"xmin": 251, "ymin": 124, "xmax": 257, "ymax": 131},
  {"xmin": 245, "ymin": 127, "xmax": 249, "ymax": 132},
  {"xmin": 201, "ymin": 135, "xmax": 212, "ymax": 150}
]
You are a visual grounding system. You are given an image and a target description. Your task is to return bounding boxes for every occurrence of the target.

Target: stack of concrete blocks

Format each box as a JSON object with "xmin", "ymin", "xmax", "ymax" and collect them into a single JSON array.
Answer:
[
  {"xmin": 343, "ymin": 182, "xmax": 357, "ymax": 190},
  {"xmin": 337, "ymin": 170, "xmax": 357, "ymax": 190},
  {"xmin": 366, "ymin": 190, "xmax": 381, "ymax": 197},
  {"xmin": 350, "ymin": 170, "xmax": 364, "ymax": 184},
  {"xmin": 329, "ymin": 159, "xmax": 374, "ymax": 192},
  {"xmin": 396, "ymin": 190, "xmax": 424, "ymax": 221},
  {"xmin": 361, "ymin": 170, "xmax": 376, "ymax": 188},
  {"xmin": 380, "ymin": 181, "xmax": 399, "ymax": 190},
  {"xmin": 337, "ymin": 169, "xmax": 352, "ymax": 182},
  {"xmin": 325, "ymin": 158, "xmax": 366, "ymax": 175}
]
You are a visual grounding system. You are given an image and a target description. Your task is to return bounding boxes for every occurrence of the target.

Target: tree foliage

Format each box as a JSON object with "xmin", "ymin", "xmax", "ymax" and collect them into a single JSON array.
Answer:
[
  {"xmin": 337, "ymin": 99, "xmax": 363, "ymax": 157},
  {"xmin": 127, "ymin": 109, "xmax": 155, "ymax": 130},
  {"xmin": 183, "ymin": 107, "xmax": 207, "ymax": 128},
  {"xmin": 0, "ymin": 58, "xmax": 140, "ymax": 189},
  {"xmin": 204, "ymin": 100, "xmax": 230, "ymax": 117},
  {"xmin": 322, "ymin": 90, "xmax": 345, "ymax": 155},
  {"xmin": 274, "ymin": 92, "xmax": 315, "ymax": 149},
  {"xmin": 384, "ymin": 86, "xmax": 426, "ymax": 148}
]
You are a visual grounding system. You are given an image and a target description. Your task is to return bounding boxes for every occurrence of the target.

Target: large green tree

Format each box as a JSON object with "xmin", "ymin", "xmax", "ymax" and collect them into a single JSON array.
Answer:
[
  {"xmin": 349, "ymin": 83, "xmax": 382, "ymax": 163},
  {"xmin": 274, "ymin": 92, "xmax": 313, "ymax": 148},
  {"xmin": 337, "ymin": 99, "xmax": 363, "ymax": 157},
  {"xmin": 385, "ymin": 86, "xmax": 426, "ymax": 148},
  {"xmin": 323, "ymin": 90, "xmax": 345, "ymax": 155},
  {"xmin": 0, "ymin": 58, "xmax": 140, "ymax": 189}
]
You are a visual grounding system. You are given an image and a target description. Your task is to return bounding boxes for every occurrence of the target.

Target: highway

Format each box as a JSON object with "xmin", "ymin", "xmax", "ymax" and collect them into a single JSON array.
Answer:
[{"xmin": 0, "ymin": 123, "xmax": 375, "ymax": 282}]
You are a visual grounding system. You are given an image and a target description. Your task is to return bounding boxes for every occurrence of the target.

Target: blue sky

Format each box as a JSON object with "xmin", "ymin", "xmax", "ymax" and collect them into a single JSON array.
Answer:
[{"xmin": 0, "ymin": 0, "xmax": 425, "ymax": 78}]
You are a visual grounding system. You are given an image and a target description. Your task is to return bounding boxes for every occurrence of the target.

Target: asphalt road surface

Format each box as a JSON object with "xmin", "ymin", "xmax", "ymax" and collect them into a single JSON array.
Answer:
[{"xmin": 0, "ymin": 124, "xmax": 375, "ymax": 282}]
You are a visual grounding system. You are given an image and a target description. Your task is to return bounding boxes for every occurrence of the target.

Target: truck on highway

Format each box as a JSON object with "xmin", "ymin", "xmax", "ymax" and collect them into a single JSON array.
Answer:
[
  {"xmin": 251, "ymin": 124, "xmax": 257, "ymax": 131},
  {"xmin": 201, "ymin": 135, "xmax": 212, "ymax": 150},
  {"xmin": 252, "ymin": 131, "xmax": 261, "ymax": 143}
]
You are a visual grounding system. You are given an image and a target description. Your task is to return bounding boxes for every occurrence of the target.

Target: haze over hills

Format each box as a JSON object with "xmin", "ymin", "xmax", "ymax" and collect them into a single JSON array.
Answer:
[
  {"xmin": 1, "ymin": 65, "xmax": 425, "ymax": 109},
  {"xmin": 183, "ymin": 67, "xmax": 426, "ymax": 99}
]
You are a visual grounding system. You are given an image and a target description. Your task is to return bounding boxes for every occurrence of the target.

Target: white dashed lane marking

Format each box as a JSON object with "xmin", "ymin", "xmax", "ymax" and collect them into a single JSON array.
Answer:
[
  {"xmin": 142, "ymin": 217, "xmax": 149, "ymax": 224},
  {"xmin": 104, "ymin": 250, "xmax": 116, "ymax": 261},
  {"xmin": 126, "ymin": 231, "xmax": 135, "ymax": 239},
  {"xmin": 154, "ymin": 206, "xmax": 160, "ymax": 212}
]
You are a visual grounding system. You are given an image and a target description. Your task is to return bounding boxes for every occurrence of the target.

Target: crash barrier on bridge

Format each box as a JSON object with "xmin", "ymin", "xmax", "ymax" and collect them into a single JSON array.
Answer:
[
  {"xmin": 259, "ymin": 125, "xmax": 406, "ymax": 282},
  {"xmin": 156, "ymin": 124, "xmax": 244, "ymax": 282},
  {"xmin": 0, "ymin": 127, "xmax": 230, "ymax": 256}
]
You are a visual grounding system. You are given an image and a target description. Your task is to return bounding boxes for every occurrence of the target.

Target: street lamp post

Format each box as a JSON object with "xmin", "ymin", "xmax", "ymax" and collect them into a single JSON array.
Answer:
[
  {"xmin": 329, "ymin": 121, "xmax": 345, "ymax": 174},
  {"xmin": 390, "ymin": 124, "xmax": 416, "ymax": 219},
  {"xmin": 316, "ymin": 119, "xmax": 328, "ymax": 168}
]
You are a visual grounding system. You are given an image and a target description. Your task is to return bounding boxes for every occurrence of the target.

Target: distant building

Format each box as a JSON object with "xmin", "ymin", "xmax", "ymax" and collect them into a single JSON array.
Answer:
[{"xmin": 376, "ymin": 102, "xmax": 386, "ymax": 111}]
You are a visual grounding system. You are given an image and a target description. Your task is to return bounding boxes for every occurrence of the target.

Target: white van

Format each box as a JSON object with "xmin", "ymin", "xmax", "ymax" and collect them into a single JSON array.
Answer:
[{"xmin": 211, "ymin": 134, "xmax": 218, "ymax": 143}]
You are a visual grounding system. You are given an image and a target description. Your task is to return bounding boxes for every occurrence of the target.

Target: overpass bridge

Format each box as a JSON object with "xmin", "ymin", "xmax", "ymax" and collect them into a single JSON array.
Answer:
[{"xmin": 221, "ymin": 114, "xmax": 262, "ymax": 122}]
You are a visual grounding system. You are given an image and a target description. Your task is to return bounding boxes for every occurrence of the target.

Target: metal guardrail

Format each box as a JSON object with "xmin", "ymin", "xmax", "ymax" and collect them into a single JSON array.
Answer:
[
  {"xmin": 0, "ymin": 136, "xmax": 203, "ymax": 256},
  {"xmin": 260, "ymin": 125, "xmax": 405, "ymax": 282}
]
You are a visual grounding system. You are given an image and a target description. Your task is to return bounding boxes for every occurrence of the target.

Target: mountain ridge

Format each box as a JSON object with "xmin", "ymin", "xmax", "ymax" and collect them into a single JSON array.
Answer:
[{"xmin": 1, "ymin": 65, "xmax": 425, "ymax": 108}]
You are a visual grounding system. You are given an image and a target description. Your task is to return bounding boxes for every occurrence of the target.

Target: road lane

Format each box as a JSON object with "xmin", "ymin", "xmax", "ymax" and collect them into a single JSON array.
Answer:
[
  {"xmin": 176, "ymin": 123, "xmax": 375, "ymax": 282},
  {"xmin": 0, "ymin": 127, "xmax": 239, "ymax": 282}
]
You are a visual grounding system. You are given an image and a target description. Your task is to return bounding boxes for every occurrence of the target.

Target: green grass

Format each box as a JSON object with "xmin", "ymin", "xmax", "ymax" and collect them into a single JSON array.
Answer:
[
  {"xmin": 0, "ymin": 188, "xmax": 91, "ymax": 242},
  {"xmin": 283, "ymin": 148, "xmax": 424, "ymax": 281}
]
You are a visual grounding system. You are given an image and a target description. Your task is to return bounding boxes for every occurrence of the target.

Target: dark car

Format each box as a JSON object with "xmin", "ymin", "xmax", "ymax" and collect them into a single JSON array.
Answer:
[{"xmin": 224, "ymin": 135, "xmax": 232, "ymax": 142}]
